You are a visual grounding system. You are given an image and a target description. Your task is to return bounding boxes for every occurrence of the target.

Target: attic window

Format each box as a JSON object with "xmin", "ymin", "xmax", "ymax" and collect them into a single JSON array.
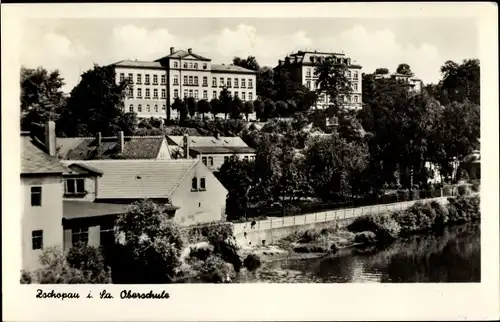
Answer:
[{"xmin": 136, "ymin": 176, "xmax": 142, "ymax": 179}]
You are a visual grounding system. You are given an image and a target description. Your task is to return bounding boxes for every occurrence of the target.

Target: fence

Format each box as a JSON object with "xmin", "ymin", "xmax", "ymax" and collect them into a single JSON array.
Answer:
[{"xmin": 233, "ymin": 196, "xmax": 451, "ymax": 235}]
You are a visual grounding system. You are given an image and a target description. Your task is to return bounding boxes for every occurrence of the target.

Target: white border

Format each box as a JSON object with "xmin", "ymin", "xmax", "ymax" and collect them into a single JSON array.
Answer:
[{"xmin": 2, "ymin": 3, "xmax": 499, "ymax": 321}]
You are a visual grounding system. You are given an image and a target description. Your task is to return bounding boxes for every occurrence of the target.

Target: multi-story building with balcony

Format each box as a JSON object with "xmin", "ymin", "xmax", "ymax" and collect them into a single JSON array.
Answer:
[
  {"xmin": 111, "ymin": 48, "xmax": 257, "ymax": 120},
  {"xmin": 374, "ymin": 72, "xmax": 423, "ymax": 93},
  {"xmin": 274, "ymin": 50, "xmax": 363, "ymax": 110}
]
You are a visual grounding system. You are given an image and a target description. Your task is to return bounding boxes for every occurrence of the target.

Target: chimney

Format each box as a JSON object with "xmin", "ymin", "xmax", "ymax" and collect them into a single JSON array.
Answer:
[
  {"xmin": 45, "ymin": 121, "xmax": 56, "ymax": 156},
  {"xmin": 170, "ymin": 47, "xmax": 175, "ymax": 54},
  {"xmin": 96, "ymin": 132, "xmax": 102, "ymax": 146},
  {"xmin": 117, "ymin": 131, "xmax": 124, "ymax": 154},
  {"xmin": 188, "ymin": 48, "xmax": 192, "ymax": 54},
  {"xmin": 183, "ymin": 134, "xmax": 190, "ymax": 159}
]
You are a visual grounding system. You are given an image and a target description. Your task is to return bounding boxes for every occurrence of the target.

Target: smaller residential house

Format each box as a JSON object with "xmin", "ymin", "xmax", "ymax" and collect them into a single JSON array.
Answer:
[
  {"xmin": 56, "ymin": 132, "xmax": 171, "ymax": 160},
  {"xmin": 166, "ymin": 134, "xmax": 256, "ymax": 172},
  {"xmin": 374, "ymin": 72, "xmax": 423, "ymax": 93}
]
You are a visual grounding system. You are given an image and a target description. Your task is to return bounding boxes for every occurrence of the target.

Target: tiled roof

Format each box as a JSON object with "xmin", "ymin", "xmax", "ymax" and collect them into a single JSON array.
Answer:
[
  {"xmin": 21, "ymin": 134, "xmax": 68, "ymax": 175},
  {"xmin": 66, "ymin": 163, "xmax": 103, "ymax": 176},
  {"xmin": 211, "ymin": 64, "xmax": 257, "ymax": 74},
  {"xmin": 62, "ymin": 159, "xmax": 198, "ymax": 199},
  {"xmin": 112, "ymin": 60, "xmax": 163, "ymax": 69},
  {"xmin": 57, "ymin": 136, "xmax": 167, "ymax": 160},
  {"xmin": 63, "ymin": 200, "xmax": 179, "ymax": 220},
  {"xmin": 167, "ymin": 135, "xmax": 249, "ymax": 148},
  {"xmin": 190, "ymin": 146, "xmax": 255, "ymax": 155},
  {"xmin": 156, "ymin": 49, "xmax": 211, "ymax": 62}
]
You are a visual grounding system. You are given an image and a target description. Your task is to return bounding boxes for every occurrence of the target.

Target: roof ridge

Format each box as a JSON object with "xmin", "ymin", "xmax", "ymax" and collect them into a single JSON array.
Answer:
[
  {"xmin": 71, "ymin": 159, "xmax": 196, "ymax": 163},
  {"xmin": 167, "ymin": 159, "xmax": 198, "ymax": 199}
]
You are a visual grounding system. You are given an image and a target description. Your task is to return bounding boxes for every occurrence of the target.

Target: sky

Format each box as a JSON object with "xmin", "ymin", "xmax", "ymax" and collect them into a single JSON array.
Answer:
[{"xmin": 20, "ymin": 18, "xmax": 478, "ymax": 93}]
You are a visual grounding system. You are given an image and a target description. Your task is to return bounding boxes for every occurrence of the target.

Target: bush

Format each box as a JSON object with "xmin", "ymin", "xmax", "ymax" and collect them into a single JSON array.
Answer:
[
  {"xmin": 66, "ymin": 245, "xmax": 112, "ymax": 283},
  {"xmin": 300, "ymin": 229, "xmax": 321, "ymax": 243},
  {"xmin": 457, "ymin": 184, "xmax": 472, "ymax": 196},
  {"xmin": 188, "ymin": 242, "xmax": 214, "ymax": 261},
  {"xmin": 391, "ymin": 201, "xmax": 438, "ymax": 235},
  {"xmin": 20, "ymin": 270, "xmax": 33, "ymax": 284},
  {"xmin": 446, "ymin": 195, "xmax": 480, "ymax": 223},
  {"xmin": 293, "ymin": 244, "xmax": 328, "ymax": 253},
  {"xmin": 354, "ymin": 231, "xmax": 377, "ymax": 245},
  {"xmin": 196, "ymin": 255, "xmax": 235, "ymax": 283},
  {"xmin": 347, "ymin": 214, "xmax": 401, "ymax": 242},
  {"xmin": 243, "ymin": 254, "xmax": 262, "ymax": 272},
  {"xmin": 471, "ymin": 182, "xmax": 480, "ymax": 192}
]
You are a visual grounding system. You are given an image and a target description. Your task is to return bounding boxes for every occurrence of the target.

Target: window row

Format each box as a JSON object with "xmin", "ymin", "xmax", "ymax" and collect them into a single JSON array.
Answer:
[
  {"xmin": 306, "ymin": 81, "xmax": 359, "ymax": 91},
  {"xmin": 223, "ymin": 155, "xmax": 255, "ymax": 163},
  {"xmin": 212, "ymin": 77, "xmax": 253, "ymax": 89},
  {"xmin": 305, "ymin": 68, "xmax": 359, "ymax": 80},
  {"xmin": 191, "ymin": 177, "xmax": 206, "ymax": 191},
  {"xmin": 128, "ymin": 104, "xmax": 166, "ymax": 113},
  {"xmin": 120, "ymin": 73, "xmax": 166, "ymax": 85},
  {"xmin": 173, "ymin": 61, "xmax": 208, "ymax": 70},
  {"xmin": 128, "ymin": 88, "xmax": 166, "ymax": 99},
  {"xmin": 31, "ymin": 226, "xmax": 116, "ymax": 250},
  {"xmin": 175, "ymin": 89, "xmax": 254, "ymax": 101}
]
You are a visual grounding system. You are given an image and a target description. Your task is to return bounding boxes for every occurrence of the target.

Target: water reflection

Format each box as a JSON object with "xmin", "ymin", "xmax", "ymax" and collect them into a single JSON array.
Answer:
[{"xmin": 242, "ymin": 223, "xmax": 480, "ymax": 283}]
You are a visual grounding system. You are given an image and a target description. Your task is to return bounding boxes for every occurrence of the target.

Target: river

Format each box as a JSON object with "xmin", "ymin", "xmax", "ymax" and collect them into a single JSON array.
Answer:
[{"xmin": 238, "ymin": 222, "xmax": 480, "ymax": 283}]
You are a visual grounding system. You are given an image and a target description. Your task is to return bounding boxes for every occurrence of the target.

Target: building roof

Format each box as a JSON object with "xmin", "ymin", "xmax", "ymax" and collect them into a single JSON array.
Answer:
[
  {"xmin": 211, "ymin": 64, "xmax": 257, "ymax": 74},
  {"xmin": 21, "ymin": 134, "xmax": 68, "ymax": 175},
  {"xmin": 112, "ymin": 60, "xmax": 163, "ymax": 69},
  {"xmin": 61, "ymin": 159, "xmax": 198, "ymax": 199},
  {"xmin": 190, "ymin": 146, "xmax": 256, "ymax": 155},
  {"xmin": 57, "ymin": 136, "xmax": 167, "ymax": 160},
  {"xmin": 155, "ymin": 49, "xmax": 211, "ymax": 62},
  {"xmin": 63, "ymin": 200, "xmax": 179, "ymax": 220},
  {"xmin": 65, "ymin": 163, "xmax": 104, "ymax": 176},
  {"xmin": 167, "ymin": 135, "xmax": 250, "ymax": 148}
]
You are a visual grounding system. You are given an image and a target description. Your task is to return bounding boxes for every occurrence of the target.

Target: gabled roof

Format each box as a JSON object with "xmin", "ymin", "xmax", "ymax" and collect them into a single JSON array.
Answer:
[
  {"xmin": 211, "ymin": 64, "xmax": 257, "ymax": 74},
  {"xmin": 112, "ymin": 60, "xmax": 163, "ymax": 69},
  {"xmin": 21, "ymin": 134, "xmax": 68, "ymax": 175},
  {"xmin": 167, "ymin": 135, "xmax": 250, "ymax": 148},
  {"xmin": 189, "ymin": 146, "xmax": 255, "ymax": 155},
  {"xmin": 155, "ymin": 49, "xmax": 211, "ymax": 62},
  {"xmin": 61, "ymin": 159, "xmax": 198, "ymax": 199},
  {"xmin": 65, "ymin": 163, "xmax": 104, "ymax": 176},
  {"xmin": 57, "ymin": 136, "xmax": 168, "ymax": 160}
]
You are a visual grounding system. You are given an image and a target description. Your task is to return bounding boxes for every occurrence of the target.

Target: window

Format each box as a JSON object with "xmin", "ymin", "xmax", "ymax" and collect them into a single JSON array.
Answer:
[
  {"xmin": 128, "ymin": 87, "xmax": 133, "ymax": 98},
  {"xmin": 161, "ymin": 74, "xmax": 166, "ymax": 84},
  {"xmin": 244, "ymin": 156, "xmax": 249, "ymax": 161},
  {"xmin": 212, "ymin": 77, "xmax": 217, "ymax": 86},
  {"xmin": 353, "ymin": 95, "xmax": 358, "ymax": 103},
  {"xmin": 138, "ymin": 104, "xmax": 142, "ymax": 112},
  {"xmin": 65, "ymin": 178, "xmax": 85, "ymax": 194},
  {"xmin": 213, "ymin": 91, "xmax": 217, "ymax": 99},
  {"xmin": 224, "ymin": 156, "xmax": 229, "ymax": 163},
  {"xmin": 184, "ymin": 89, "xmax": 188, "ymax": 98},
  {"xmin": 189, "ymin": 63, "xmax": 193, "ymax": 69},
  {"xmin": 32, "ymin": 230, "xmax": 43, "ymax": 250},
  {"xmin": 248, "ymin": 79, "xmax": 253, "ymax": 88},
  {"xmin": 208, "ymin": 156, "xmax": 213, "ymax": 166},
  {"xmin": 242, "ymin": 92, "xmax": 246, "ymax": 100},
  {"xmin": 203, "ymin": 90, "xmax": 208, "ymax": 99},
  {"xmin": 241, "ymin": 79, "xmax": 246, "ymax": 88},
  {"xmin": 188, "ymin": 89, "xmax": 193, "ymax": 97},
  {"xmin": 191, "ymin": 177, "xmax": 198, "ymax": 190},
  {"xmin": 220, "ymin": 77, "xmax": 224, "ymax": 86},
  {"xmin": 72, "ymin": 227, "xmax": 88, "ymax": 247},
  {"xmin": 153, "ymin": 74, "xmax": 158, "ymax": 85},
  {"xmin": 202, "ymin": 156, "xmax": 207, "ymax": 165},
  {"xmin": 174, "ymin": 75, "xmax": 179, "ymax": 85},
  {"xmin": 311, "ymin": 82, "xmax": 315, "ymax": 90},
  {"xmin": 347, "ymin": 70, "xmax": 352, "ymax": 78},
  {"xmin": 249, "ymin": 93, "xmax": 253, "ymax": 101},
  {"xmin": 306, "ymin": 69, "xmax": 311, "ymax": 77},
  {"xmin": 183, "ymin": 75, "xmax": 188, "ymax": 85},
  {"xmin": 31, "ymin": 186, "xmax": 41, "ymax": 206},
  {"xmin": 200, "ymin": 178, "xmax": 206, "ymax": 190},
  {"xmin": 137, "ymin": 74, "xmax": 142, "ymax": 84},
  {"xmin": 194, "ymin": 76, "xmax": 199, "ymax": 85},
  {"xmin": 100, "ymin": 223, "xmax": 115, "ymax": 248},
  {"xmin": 188, "ymin": 76, "xmax": 193, "ymax": 85},
  {"xmin": 235, "ymin": 91, "xmax": 239, "ymax": 97},
  {"xmin": 194, "ymin": 63, "xmax": 198, "ymax": 69},
  {"xmin": 306, "ymin": 81, "xmax": 311, "ymax": 89},
  {"xmin": 203, "ymin": 76, "xmax": 208, "ymax": 86},
  {"xmin": 153, "ymin": 104, "xmax": 158, "ymax": 112},
  {"xmin": 145, "ymin": 74, "xmax": 150, "ymax": 85},
  {"xmin": 145, "ymin": 88, "xmax": 150, "ymax": 99},
  {"xmin": 353, "ymin": 71, "xmax": 358, "ymax": 80},
  {"xmin": 128, "ymin": 73, "xmax": 133, "ymax": 83},
  {"xmin": 183, "ymin": 62, "xmax": 187, "ymax": 68},
  {"xmin": 147, "ymin": 104, "xmax": 151, "ymax": 112},
  {"xmin": 227, "ymin": 78, "xmax": 232, "ymax": 88},
  {"xmin": 129, "ymin": 104, "xmax": 134, "ymax": 112},
  {"xmin": 174, "ymin": 62, "xmax": 178, "ymax": 68},
  {"xmin": 153, "ymin": 89, "xmax": 158, "ymax": 99},
  {"xmin": 353, "ymin": 83, "xmax": 358, "ymax": 91},
  {"xmin": 234, "ymin": 78, "xmax": 239, "ymax": 88},
  {"xmin": 194, "ymin": 90, "xmax": 199, "ymax": 99},
  {"xmin": 347, "ymin": 96, "xmax": 352, "ymax": 103},
  {"xmin": 162, "ymin": 105, "xmax": 166, "ymax": 111},
  {"xmin": 119, "ymin": 73, "xmax": 125, "ymax": 82},
  {"xmin": 203, "ymin": 63, "xmax": 207, "ymax": 69},
  {"xmin": 161, "ymin": 88, "xmax": 166, "ymax": 98},
  {"xmin": 137, "ymin": 88, "xmax": 142, "ymax": 98},
  {"xmin": 174, "ymin": 89, "xmax": 179, "ymax": 98}
]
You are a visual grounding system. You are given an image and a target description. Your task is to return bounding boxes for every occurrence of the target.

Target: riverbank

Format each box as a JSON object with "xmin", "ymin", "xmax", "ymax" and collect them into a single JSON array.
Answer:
[{"xmin": 239, "ymin": 195, "xmax": 480, "ymax": 263}]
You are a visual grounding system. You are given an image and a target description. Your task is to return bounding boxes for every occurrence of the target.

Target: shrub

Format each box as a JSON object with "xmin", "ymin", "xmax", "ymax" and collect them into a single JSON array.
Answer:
[
  {"xmin": 471, "ymin": 182, "xmax": 480, "ymax": 192},
  {"xmin": 446, "ymin": 195, "xmax": 480, "ymax": 223},
  {"xmin": 66, "ymin": 245, "xmax": 112, "ymax": 283},
  {"xmin": 354, "ymin": 231, "xmax": 377, "ymax": 245},
  {"xmin": 188, "ymin": 242, "xmax": 214, "ymax": 261},
  {"xmin": 457, "ymin": 184, "xmax": 472, "ymax": 196},
  {"xmin": 293, "ymin": 244, "xmax": 328, "ymax": 253},
  {"xmin": 392, "ymin": 201, "xmax": 439, "ymax": 235},
  {"xmin": 20, "ymin": 270, "xmax": 33, "ymax": 284},
  {"xmin": 300, "ymin": 229, "xmax": 321, "ymax": 243},
  {"xmin": 243, "ymin": 254, "xmax": 262, "ymax": 272},
  {"xmin": 196, "ymin": 255, "xmax": 235, "ymax": 283},
  {"xmin": 347, "ymin": 214, "xmax": 401, "ymax": 242}
]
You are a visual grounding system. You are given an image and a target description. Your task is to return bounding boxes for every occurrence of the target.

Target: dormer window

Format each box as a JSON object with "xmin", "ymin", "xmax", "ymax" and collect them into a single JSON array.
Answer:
[
  {"xmin": 191, "ymin": 177, "xmax": 198, "ymax": 191},
  {"xmin": 65, "ymin": 178, "xmax": 85, "ymax": 195}
]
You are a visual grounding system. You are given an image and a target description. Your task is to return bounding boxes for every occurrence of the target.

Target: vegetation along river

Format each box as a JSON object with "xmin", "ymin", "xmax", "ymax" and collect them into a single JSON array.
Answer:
[{"xmin": 238, "ymin": 222, "xmax": 480, "ymax": 283}]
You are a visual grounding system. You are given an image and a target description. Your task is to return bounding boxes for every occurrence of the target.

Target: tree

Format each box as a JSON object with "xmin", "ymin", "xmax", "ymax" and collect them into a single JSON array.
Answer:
[
  {"xmin": 375, "ymin": 68, "xmax": 390, "ymax": 75},
  {"xmin": 263, "ymin": 99, "xmax": 276, "ymax": 119},
  {"xmin": 209, "ymin": 98, "xmax": 220, "ymax": 119},
  {"xmin": 218, "ymin": 88, "xmax": 233, "ymax": 120},
  {"xmin": 186, "ymin": 97, "xmax": 198, "ymax": 117},
  {"xmin": 114, "ymin": 200, "xmax": 184, "ymax": 283},
  {"xmin": 243, "ymin": 101, "xmax": 255, "ymax": 121},
  {"xmin": 256, "ymin": 67, "xmax": 275, "ymax": 100},
  {"xmin": 233, "ymin": 56, "xmax": 260, "ymax": 71},
  {"xmin": 439, "ymin": 59, "xmax": 480, "ymax": 105},
  {"xmin": 20, "ymin": 67, "xmax": 67, "ymax": 131},
  {"xmin": 172, "ymin": 97, "xmax": 188, "ymax": 123},
  {"xmin": 253, "ymin": 100, "xmax": 264, "ymax": 120},
  {"xmin": 197, "ymin": 99, "xmax": 211, "ymax": 121},
  {"xmin": 314, "ymin": 56, "xmax": 352, "ymax": 116},
  {"xmin": 275, "ymin": 101, "xmax": 288, "ymax": 117},
  {"xmin": 396, "ymin": 63, "xmax": 413, "ymax": 76},
  {"xmin": 58, "ymin": 64, "xmax": 137, "ymax": 136},
  {"xmin": 231, "ymin": 97, "xmax": 244, "ymax": 119}
]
